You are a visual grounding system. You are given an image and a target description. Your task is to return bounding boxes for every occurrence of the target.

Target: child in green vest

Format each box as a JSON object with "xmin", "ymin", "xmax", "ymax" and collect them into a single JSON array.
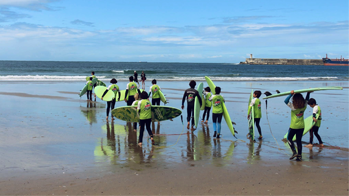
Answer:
[
  {"xmin": 137, "ymin": 91, "xmax": 154, "ymax": 147},
  {"xmin": 125, "ymin": 76, "xmax": 141, "ymax": 106},
  {"xmin": 91, "ymin": 71, "xmax": 97, "ymax": 99},
  {"xmin": 209, "ymin": 87, "xmax": 224, "ymax": 139},
  {"xmin": 284, "ymin": 90, "xmax": 311, "ymax": 161},
  {"xmin": 103, "ymin": 78, "xmax": 120, "ymax": 121},
  {"xmin": 247, "ymin": 90, "xmax": 262, "ymax": 139},
  {"xmin": 132, "ymin": 93, "xmax": 140, "ymax": 132},
  {"xmin": 149, "ymin": 79, "xmax": 161, "ymax": 105},
  {"xmin": 201, "ymin": 87, "xmax": 212, "ymax": 124},
  {"xmin": 86, "ymin": 77, "xmax": 93, "ymax": 101},
  {"xmin": 305, "ymin": 98, "xmax": 323, "ymax": 147}
]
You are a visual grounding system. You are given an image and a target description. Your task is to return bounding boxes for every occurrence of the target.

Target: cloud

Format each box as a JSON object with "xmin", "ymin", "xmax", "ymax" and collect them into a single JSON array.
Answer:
[
  {"xmin": 0, "ymin": 0, "xmax": 59, "ymax": 11},
  {"xmin": 223, "ymin": 16, "xmax": 273, "ymax": 23},
  {"xmin": 0, "ymin": 8, "xmax": 31, "ymax": 22},
  {"xmin": 71, "ymin": 19, "xmax": 94, "ymax": 27}
]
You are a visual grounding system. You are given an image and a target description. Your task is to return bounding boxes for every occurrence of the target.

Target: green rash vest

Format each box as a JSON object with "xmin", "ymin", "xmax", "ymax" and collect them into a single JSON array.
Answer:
[
  {"xmin": 127, "ymin": 82, "xmax": 138, "ymax": 96},
  {"xmin": 314, "ymin": 105, "xmax": 322, "ymax": 127},
  {"xmin": 87, "ymin": 81, "xmax": 93, "ymax": 91},
  {"xmin": 211, "ymin": 95, "xmax": 224, "ymax": 114},
  {"xmin": 248, "ymin": 98, "xmax": 262, "ymax": 118},
  {"xmin": 205, "ymin": 92, "xmax": 212, "ymax": 107},
  {"xmin": 289, "ymin": 104, "xmax": 307, "ymax": 129},
  {"xmin": 137, "ymin": 99, "xmax": 152, "ymax": 120},
  {"xmin": 151, "ymin": 85, "xmax": 161, "ymax": 99},
  {"xmin": 132, "ymin": 100, "xmax": 140, "ymax": 106},
  {"xmin": 108, "ymin": 84, "xmax": 119, "ymax": 97}
]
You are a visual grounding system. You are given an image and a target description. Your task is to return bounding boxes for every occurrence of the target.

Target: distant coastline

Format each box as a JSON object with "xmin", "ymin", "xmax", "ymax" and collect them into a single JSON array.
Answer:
[{"xmin": 240, "ymin": 57, "xmax": 323, "ymax": 65}]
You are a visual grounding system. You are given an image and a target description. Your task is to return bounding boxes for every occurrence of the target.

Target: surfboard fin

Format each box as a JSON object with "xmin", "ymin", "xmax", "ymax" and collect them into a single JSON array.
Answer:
[
  {"xmin": 276, "ymin": 90, "xmax": 280, "ymax": 93},
  {"xmin": 264, "ymin": 91, "xmax": 272, "ymax": 96}
]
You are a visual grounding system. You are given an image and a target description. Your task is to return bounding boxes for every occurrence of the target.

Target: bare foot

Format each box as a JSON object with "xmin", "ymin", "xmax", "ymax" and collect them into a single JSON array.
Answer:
[
  {"xmin": 319, "ymin": 143, "xmax": 324, "ymax": 147},
  {"xmin": 151, "ymin": 138, "xmax": 155, "ymax": 145},
  {"xmin": 258, "ymin": 136, "xmax": 263, "ymax": 140},
  {"xmin": 106, "ymin": 117, "xmax": 109, "ymax": 121},
  {"xmin": 191, "ymin": 126, "xmax": 195, "ymax": 131},
  {"xmin": 204, "ymin": 121, "xmax": 208, "ymax": 124},
  {"xmin": 138, "ymin": 143, "xmax": 142, "ymax": 147},
  {"xmin": 305, "ymin": 144, "xmax": 313, "ymax": 148},
  {"xmin": 134, "ymin": 129, "xmax": 137, "ymax": 132},
  {"xmin": 187, "ymin": 123, "xmax": 190, "ymax": 129}
]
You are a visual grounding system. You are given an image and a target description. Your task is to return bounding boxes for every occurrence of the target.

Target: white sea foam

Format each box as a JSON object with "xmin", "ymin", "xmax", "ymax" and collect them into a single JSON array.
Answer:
[
  {"xmin": 0, "ymin": 75, "xmax": 339, "ymax": 81},
  {"xmin": 112, "ymin": 70, "xmax": 124, "ymax": 73},
  {"xmin": 0, "ymin": 75, "xmax": 106, "ymax": 81}
]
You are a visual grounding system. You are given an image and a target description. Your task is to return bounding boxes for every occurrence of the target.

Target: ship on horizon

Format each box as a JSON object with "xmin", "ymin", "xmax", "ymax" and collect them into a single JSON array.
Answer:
[{"xmin": 322, "ymin": 54, "xmax": 348, "ymax": 66}]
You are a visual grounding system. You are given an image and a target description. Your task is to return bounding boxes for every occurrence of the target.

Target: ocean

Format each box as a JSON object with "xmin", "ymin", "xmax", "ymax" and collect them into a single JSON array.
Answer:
[{"xmin": 0, "ymin": 61, "xmax": 348, "ymax": 81}]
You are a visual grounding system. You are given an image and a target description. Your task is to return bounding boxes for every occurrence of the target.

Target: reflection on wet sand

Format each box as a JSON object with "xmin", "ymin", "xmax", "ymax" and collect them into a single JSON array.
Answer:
[
  {"xmin": 247, "ymin": 140, "xmax": 262, "ymax": 164},
  {"xmin": 80, "ymin": 102, "xmax": 97, "ymax": 125}
]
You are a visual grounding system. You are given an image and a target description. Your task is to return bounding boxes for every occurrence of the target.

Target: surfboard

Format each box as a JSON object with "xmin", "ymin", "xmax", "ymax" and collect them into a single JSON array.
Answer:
[
  {"xmin": 159, "ymin": 90, "xmax": 167, "ymax": 104},
  {"xmin": 205, "ymin": 76, "xmax": 235, "ymax": 136},
  {"xmin": 284, "ymin": 114, "xmax": 319, "ymax": 141},
  {"xmin": 200, "ymin": 91, "xmax": 205, "ymax": 110},
  {"xmin": 263, "ymin": 86, "xmax": 343, "ymax": 99},
  {"xmin": 96, "ymin": 80, "xmax": 106, "ymax": 87},
  {"xmin": 111, "ymin": 105, "xmax": 182, "ymax": 122},
  {"xmin": 115, "ymin": 89, "xmax": 144, "ymax": 102},
  {"xmin": 248, "ymin": 89, "xmax": 255, "ymax": 140},
  {"xmin": 194, "ymin": 82, "xmax": 203, "ymax": 127},
  {"xmin": 80, "ymin": 83, "xmax": 89, "ymax": 97},
  {"xmin": 95, "ymin": 86, "xmax": 115, "ymax": 102}
]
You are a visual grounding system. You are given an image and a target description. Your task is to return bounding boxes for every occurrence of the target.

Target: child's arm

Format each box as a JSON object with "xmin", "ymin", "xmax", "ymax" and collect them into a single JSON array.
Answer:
[{"xmin": 181, "ymin": 91, "xmax": 187, "ymax": 109}]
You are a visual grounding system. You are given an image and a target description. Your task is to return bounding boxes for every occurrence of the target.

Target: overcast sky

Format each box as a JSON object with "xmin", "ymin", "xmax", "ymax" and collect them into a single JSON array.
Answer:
[{"xmin": 0, "ymin": 0, "xmax": 348, "ymax": 62}]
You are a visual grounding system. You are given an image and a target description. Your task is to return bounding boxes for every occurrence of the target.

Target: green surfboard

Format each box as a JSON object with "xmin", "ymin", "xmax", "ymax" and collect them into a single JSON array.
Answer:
[
  {"xmin": 95, "ymin": 86, "xmax": 115, "ymax": 101},
  {"xmin": 263, "ymin": 86, "xmax": 343, "ymax": 99},
  {"xmin": 96, "ymin": 80, "xmax": 106, "ymax": 87},
  {"xmin": 194, "ymin": 83, "xmax": 203, "ymax": 127},
  {"xmin": 284, "ymin": 114, "xmax": 319, "ymax": 141},
  {"xmin": 159, "ymin": 90, "xmax": 167, "ymax": 104},
  {"xmin": 111, "ymin": 105, "xmax": 182, "ymax": 122},
  {"xmin": 205, "ymin": 76, "xmax": 235, "ymax": 136},
  {"xmin": 115, "ymin": 89, "xmax": 144, "ymax": 102},
  {"xmin": 248, "ymin": 89, "xmax": 255, "ymax": 140},
  {"xmin": 80, "ymin": 84, "xmax": 89, "ymax": 97}
]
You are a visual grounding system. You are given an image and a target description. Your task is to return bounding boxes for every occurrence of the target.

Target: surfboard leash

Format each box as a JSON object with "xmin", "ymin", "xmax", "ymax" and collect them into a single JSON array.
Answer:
[{"xmin": 265, "ymin": 99, "xmax": 284, "ymax": 152}]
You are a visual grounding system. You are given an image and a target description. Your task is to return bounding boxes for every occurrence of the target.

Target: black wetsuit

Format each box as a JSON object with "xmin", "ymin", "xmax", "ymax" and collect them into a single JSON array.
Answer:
[
  {"xmin": 182, "ymin": 88, "xmax": 202, "ymax": 124},
  {"xmin": 134, "ymin": 73, "xmax": 138, "ymax": 83}
]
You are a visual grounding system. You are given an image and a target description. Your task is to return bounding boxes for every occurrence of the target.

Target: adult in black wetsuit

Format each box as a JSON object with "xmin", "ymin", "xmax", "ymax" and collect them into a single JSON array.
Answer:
[
  {"xmin": 134, "ymin": 71, "xmax": 139, "ymax": 85},
  {"xmin": 181, "ymin": 80, "xmax": 202, "ymax": 131}
]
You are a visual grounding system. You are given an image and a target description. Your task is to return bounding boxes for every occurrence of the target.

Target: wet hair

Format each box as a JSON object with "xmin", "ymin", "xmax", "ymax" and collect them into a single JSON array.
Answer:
[
  {"xmin": 110, "ymin": 78, "xmax": 117, "ymax": 84},
  {"xmin": 215, "ymin": 87, "xmax": 221, "ymax": 94},
  {"xmin": 254, "ymin": 90, "xmax": 262, "ymax": 98},
  {"xmin": 129, "ymin": 76, "xmax": 134, "ymax": 81},
  {"xmin": 89, "ymin": 77, "xmax": 92, "ymax": 80},
  {"xmin": 308, "ymin": 98, "xmax": 317, "ymax": 105},
  {"xmin": 152, "ymin": 79, "xmax": 157, "ymax": 84},
  {"xmin": 292, "ymin": 93, "xmax": 305, "ymax": 109},
  {"xmin": 134, "ymin": 93, "xmax": 139, "ymax": 100},
  {"xmin": 141, "ymin": 91, "xmax": 149, "ymax": 99},
  {"xmin": 92, "ymin": 71, "xmax": 95, "ymax": 75},
  {"xmin": 204, "ymin": 87, "xmax": 211, "ymax": 92},
  {"xmin": 189, "ymin": 80, "xmax": 196, "ymax": 88}
]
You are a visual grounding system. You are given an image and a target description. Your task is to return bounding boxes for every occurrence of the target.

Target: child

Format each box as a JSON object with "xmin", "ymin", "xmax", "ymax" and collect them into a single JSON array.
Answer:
[
  {"xmin": 141, "ymin": 71, "xmax": 146, "ymax": 89},
  {"xmin": 124, "ymin": 76, "xmax": 141, "ymax": 106},
  {"xmin": 137, "ymin": 91, "xmax": 155, "ymax": 147},
  {"xmin": 209, "ymin": 87, "xmax": 224, "ymax": 139},
  {"xmin": 86, "ymin": 77, "xmax": 93, "ymax": 101},
  {"xmin": 132, "ymin": 93, "xmax": 140, "ymax": 132},
  {"xmin": 91, "ymin": 71, "xmax": 97, "ymax": 99},
  {"xmin": 247, "ymin": 90, "xmax": 262, "ymax": 139},
  {"xmin": 103, "ymin": 78, "xmax": 120, "ymax": 121},
  {"xmin": 181, "ymin": 80, "xmax": 202, "ymax": 130},
  {"xmin": 149, "ymin": 79, "xmax": 161, "ymax": 105},
  {"xmin": 201, "ymin": 87, "xmax": 212, "ymax": 124},
  {"xmin": 284, "ymin": 90, "xmax": 311, "ymax": 161},
  {"xmin": 305, "ymin": 98, "xmax": 324, "ymax": 147}
]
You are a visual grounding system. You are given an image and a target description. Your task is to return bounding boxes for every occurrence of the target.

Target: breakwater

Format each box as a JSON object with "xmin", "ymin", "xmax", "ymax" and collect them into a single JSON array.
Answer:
[{"xmin": 240, "ymin": 58, "xmax": 323, "ymax": 65}]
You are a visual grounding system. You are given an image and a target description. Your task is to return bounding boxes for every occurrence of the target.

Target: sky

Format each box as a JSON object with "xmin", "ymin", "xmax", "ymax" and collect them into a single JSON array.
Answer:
[{"xmin": 0, "ymin": 0, "xmax": 348, "ymax": 63}]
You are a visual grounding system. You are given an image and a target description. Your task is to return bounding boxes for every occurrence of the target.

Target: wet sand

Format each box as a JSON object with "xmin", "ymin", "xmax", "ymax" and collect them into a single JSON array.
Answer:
[{"xmin": 0, "ymin": 80, "xmax": 348, "ymax": 195}]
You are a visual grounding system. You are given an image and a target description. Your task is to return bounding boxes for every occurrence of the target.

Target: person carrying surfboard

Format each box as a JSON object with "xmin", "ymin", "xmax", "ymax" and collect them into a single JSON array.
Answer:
[
  {"xmin": 305, "ymin": 98, "xmax": 324, "ymax": 148},
  {"xmin": 103, "ymin": 78, "xmax": 120, "ymax": 121},
  {"xmin": 86, "ymin": 77, "xmax": 93, "ymax": 101},
  {"xmin": 181, "ymin": 80, "xmax": 202, "ymax": 131},
  {"xmin": 137, "ymin": 91, "xmax": 155, "ymax": 147},
  {"xmin": 247, "ymin": 90, "xmax": 262, "ymax": 139},
  {"xmin": 91, "ymin": 71, "xmax": 97, "ymax": 100},
  {"xmin": 149, "ymin": 79, "xmax": 161, "ymax": 106},
  {"xmin": 285, "ymin": 90, "xmax": 311, "ymax": 161},
  {"xmin": 124, "ymin": 76, "xmax": 141, "ymax": 106},
  {"xmin": 201, "ymin": 87, "xmax": 212, "ymax": 125},
  {"xmin": 209, "ymin": 87, "xmax": 224, "ymax": 139}
]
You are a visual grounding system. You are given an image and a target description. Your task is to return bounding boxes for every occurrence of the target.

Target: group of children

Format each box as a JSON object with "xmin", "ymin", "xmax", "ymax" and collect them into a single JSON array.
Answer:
[{"xmin": 85, "ymin": 72, "xmax": 324, "ymax": 161}]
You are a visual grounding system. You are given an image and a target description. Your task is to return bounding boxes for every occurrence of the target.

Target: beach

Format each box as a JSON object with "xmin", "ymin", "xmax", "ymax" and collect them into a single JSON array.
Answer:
[{"xmin": 0, "ymin": 80, "xmax": 348, "ymax": 195}]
